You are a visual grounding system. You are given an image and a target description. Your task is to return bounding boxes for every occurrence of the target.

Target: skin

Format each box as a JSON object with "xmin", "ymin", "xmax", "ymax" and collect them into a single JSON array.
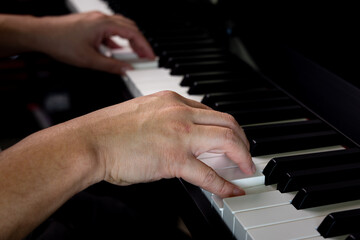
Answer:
[
  {"xmin": 0, "ymin": 12, "xmax": 255, "ymax": 240},
  {"xmin": 0, "ymin": 11, "xmax": 156, "ymax": 74}
]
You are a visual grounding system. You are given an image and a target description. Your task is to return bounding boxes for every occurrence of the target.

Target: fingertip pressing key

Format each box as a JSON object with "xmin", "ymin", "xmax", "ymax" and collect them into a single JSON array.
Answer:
[
  {"xmin": 233, "ymin": 186, "xmax": 246, "ymax": 197},
  {"xmin": 251, "ymin": 162, "xmax": 257, "ymax": 174}
]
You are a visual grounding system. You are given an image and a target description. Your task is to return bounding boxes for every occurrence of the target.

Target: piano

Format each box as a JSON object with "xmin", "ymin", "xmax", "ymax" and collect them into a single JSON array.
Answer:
[{"xmin": 37, "ymin": 0, "xmax": 360, "ymax": 239}]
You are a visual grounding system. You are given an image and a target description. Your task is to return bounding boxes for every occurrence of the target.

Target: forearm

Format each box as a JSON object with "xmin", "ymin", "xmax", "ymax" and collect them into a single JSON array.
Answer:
[
  {"xmin": 0, "ymin": 14, "xmax": 46, "ymax": 57},
  {"xmin": 0, "ymin": 120, "xmax": 102, "ymax": 240}
]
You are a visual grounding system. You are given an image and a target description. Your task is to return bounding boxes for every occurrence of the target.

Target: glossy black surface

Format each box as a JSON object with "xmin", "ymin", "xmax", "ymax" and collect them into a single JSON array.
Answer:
[{"xmin": 318, "ymin": 208, "xmax": 360, "ymax": 237}]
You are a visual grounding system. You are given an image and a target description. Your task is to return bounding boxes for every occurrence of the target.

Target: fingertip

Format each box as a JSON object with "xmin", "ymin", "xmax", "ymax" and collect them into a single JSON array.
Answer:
[
  {"xmin": 232, "ymin": 186, "xmax": 246, "ymax": 197},
  {"xmin": 137, "ymin": 48, "xmax": 156, "ymax": 60},
  {"xmin": 244, "ymin": 158, "xmax": 256, "ymax": 176},
  {"xmin": 120, "ymin": 64, "xmax": 134, "ymax": 74},
  {"xmin": 251, "ymin": 162, "xmax": 257, "ymax": 174},
  {"xmin": 218, "ymin": 183, "xmax": 245, "ymax": 198}
]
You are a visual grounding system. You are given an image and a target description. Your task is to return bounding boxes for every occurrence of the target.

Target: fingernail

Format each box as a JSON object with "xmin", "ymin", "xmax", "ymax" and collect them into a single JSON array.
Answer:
[{"xmin": 233, "ymin": 187, "xmax": 245, "ymax": 196}]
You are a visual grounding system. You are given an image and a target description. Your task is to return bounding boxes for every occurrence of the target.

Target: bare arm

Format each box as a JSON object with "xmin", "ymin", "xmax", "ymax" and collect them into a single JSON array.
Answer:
[
  {"xmin": 0, "ymin": 12, "xmax": 155, "ymax": 74},
  {"xmin": 0, "ymin": 91, "xmax": 254, "ymax": 240},
  {"xmin": 0, "ymin": 120, "xmax": 101, "ymax": 240}
]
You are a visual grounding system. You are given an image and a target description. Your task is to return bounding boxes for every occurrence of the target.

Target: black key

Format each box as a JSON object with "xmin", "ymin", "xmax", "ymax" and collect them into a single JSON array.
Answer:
[
  {"xmin": 347, "ymin": 232, "xmax": 360, "ymax": 240},
  {"xmin": 250, "ymin": 130, "xmax": 342, "ymax": 157},
  {"xmin": 155, "ymin": 39, "xmax": 218, "ymax": 55},
  {"xmin": 148, "ymin": 33, "xmax": 209, "ymax": 44},
  {"xmin": 145, "ymin": 27, "xmax": 205, "ymax": 38},
  {"xmin": 159, "ymin": 48, "xmax": 224, "ymax": 67},
  {"xmin": 182, "ymin": 71, "xmax": 249, "ymax": 86},
  {"xmin": 318, "ymin": 208, "xmax": 360, "ymax": 238},
  {"xmin": 292, "ymin": 179, "xmax": 360, "ymax": 209},
  {"xmin": 213, "ymin": 97, "xmax": 293, "ymax": 112},
  {"xmin": 171, "ymin": 61, "xmax": 239, "ymax": 75},
  {"xmin": 165, "ymin": 54, "xmax": 233, "ymax": 69},
  {"xmin": 228, "ymin": 105, "xmax": 309, "ymax": 126},
  {"xmin": 243, "ymin": 119, "xmax": 329, "ymax": 139},
  {"xmin": 277, "ymin": 162, "xmax": 360, "ymax": 193},
  {"xmin": 201, "ymin": 89, "xmax": 283, "ymax": 107},
  {"xmin": 181, "ymin": 68, "xmax": 260, "ymax": 86},
  {"xmin": 263, "ymin": 148, "xmax": 360, "ymax": 185},
  {"xmin": 188, "ymin": 78, "xmax": 267, "ymax": 94}
]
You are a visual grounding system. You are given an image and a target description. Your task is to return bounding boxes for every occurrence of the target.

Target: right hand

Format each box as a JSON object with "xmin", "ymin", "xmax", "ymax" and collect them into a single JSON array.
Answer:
[{"xmin": 75, "ymin": 91, "xmax": 255, "ymax": 198}]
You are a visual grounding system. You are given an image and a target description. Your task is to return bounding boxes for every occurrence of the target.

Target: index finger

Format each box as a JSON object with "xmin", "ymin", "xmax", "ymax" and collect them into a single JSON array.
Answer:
[{"xmin": 105, "ymin": 23, "xmax": 156, "ymax": 59}]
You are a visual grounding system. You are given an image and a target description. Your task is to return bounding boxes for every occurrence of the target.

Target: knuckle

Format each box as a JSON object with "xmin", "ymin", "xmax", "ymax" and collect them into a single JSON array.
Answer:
[
  {"xmin": 87, "ymin": 11, "xmax": 106, "ymax": 19},
  {"xmin": 202, "ymin": 168, "xmax": 218, "ymax": 188},
  {"xmin": 223, "ymin": 112, "xmax": 236, "ymax": 122},
  {"xmin": 222, "ymin": 112, "xmax": 238, "ymax": 127},
  {"xmin": 224, "ymin": 128, "xmax": 236, "ymax": 143},
  {"xmin": 217, "ymin": 180, "xmax": 229, "ymax": 196},
  {"xmin": 171, "ymin": 120, "xmax": 193, "ymax": 135},
  {"xmin": 157, "ymin": 90, "xmax": 181, "ymax": 99}
]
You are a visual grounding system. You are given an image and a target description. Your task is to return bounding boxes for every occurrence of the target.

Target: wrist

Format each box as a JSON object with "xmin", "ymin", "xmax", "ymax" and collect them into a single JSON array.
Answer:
[
  {"xmin": 25, "ymin": 119, "xmax": 104, "ymax": 194},
  {"xmin": 60, "ymin": 119, "xmax": 105, "ymax": 189},
  {"xmin": 63, "ymin": 117, "xmax": 106, "ymax": 187},
  {"xmin": 17, "ymin": 16, "xmax": 53, "ymax": 54}
]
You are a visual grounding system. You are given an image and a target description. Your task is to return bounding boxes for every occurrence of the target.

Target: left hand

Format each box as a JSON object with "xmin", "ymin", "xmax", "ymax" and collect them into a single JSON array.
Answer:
[{"xmin": 32, "ymin": 11, "xmax": 155, "ymax": 74}]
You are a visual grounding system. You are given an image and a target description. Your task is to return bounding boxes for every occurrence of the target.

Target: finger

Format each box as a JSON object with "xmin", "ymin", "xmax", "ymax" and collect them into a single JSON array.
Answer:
[
  {"xmin": 112, "ymin": 14, "xmax": 137, "ymax": 27},
  {"xmin": 103, "ymin": 38, "xmax": 122, "ymax": 49},
  {"xmin": 179, "ymin": 156, "xmax": 245, "ymax": 198},
  {"xmin": 100, "ymin": 21, "xmax": 155, "ymax": 59},
  {"xmin": 191, "ymin": 109, "xmax": 250, "ymax": 150},
  {"xmin": 129, "ymin": 37, "xmax": 156, "ymax": 59},
  {"xmin": 86, "ymin": 48, "xmax": 133, "ymax": 74},
  {"xmin": 112, "ymin": 18, "xmax": 139, "ymax": 32},
  {"xmin": 190, "ymin": 125, "xmax": 255, "ymax": 175},
  {"xmin": 166, "ymin": 92, "xmax": 212, "ymax": 110},
  {"xmin": 180, "ymin": 96, "xmax": 213, "ymax": 110}
]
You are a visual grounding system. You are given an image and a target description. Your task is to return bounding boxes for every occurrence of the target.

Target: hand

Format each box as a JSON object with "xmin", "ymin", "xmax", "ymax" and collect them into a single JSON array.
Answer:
[
  {"xmin": 32, "ymin": 11, "xmax": 155, "ymax": 74},
  {"xmin": 76, "ymin": 91, "xmax": 254, "ymax": 198}
]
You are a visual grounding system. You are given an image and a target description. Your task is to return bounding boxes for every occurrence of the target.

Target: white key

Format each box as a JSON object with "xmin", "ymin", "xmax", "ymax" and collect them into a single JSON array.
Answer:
[
  {"xmin": 66, "ymin": 0, "xmax": 113, "ymax": 15},
  {"xmin": 209, "ymin": 185, "xmax": 276, "ymax": 217},
  {"xmin": 199, "ymin": 153, "xmax": 238, "ymax": 169},
  {"xmin": 245, "ymin": 216, "xmax": 325, "ymax": 240},
  {"xmin": 223, "ymin": 191, "xmax": 296, "ymax": 233},
  {"xmin": 126, "ymin": 68, "xmax": 180, "ymax": 86},
  {"xmin": 204, "ymin": 146, "xmax": 343, "ymax": 200},
  {"xmin": 234, "ymin": 200, "xmax": 360, "ymax": 240},
  {"xmin": 216, "ymin": 167, "xmax": 264, "ymax": 189},
  {"xmin": 221, "ymin": 145, "xmax": 346, "ymax": 233},
  {"xmin": 66, "ymin": 0, "xmax": 158, "ymax": 69},
  {"xmin": 199, "ymin": 145, "xmax": 346, "ymax": 229},
  {"xmin": 212, "ymin": 194, "xmax": 224, "ymax": 217},
  {"xmin": 243, "ymin": 185, "xmax": 275, "ymax": 195},
  {"xmin": 125, "ymin": 68, "xmax": 203, "ymax": 101},
  {"xmin": 303, "ymin": 236, "xmax": 347, "ymax": 240}
]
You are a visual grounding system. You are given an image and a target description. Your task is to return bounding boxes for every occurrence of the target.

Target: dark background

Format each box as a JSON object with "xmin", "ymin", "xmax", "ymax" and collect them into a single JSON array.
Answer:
[
  {"xmin": 0, "ymin": 1, "xmax": 189, "ymax": 239},
  {"xmin": 1, "ymin": 0, "xmax": 360, "ymax": 239}
]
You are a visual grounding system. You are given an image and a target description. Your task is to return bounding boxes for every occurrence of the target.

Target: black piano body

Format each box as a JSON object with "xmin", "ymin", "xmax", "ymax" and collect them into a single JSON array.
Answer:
[{"xmin": 2, "ymin": 1, "xmax": 360, "ymax": 239}]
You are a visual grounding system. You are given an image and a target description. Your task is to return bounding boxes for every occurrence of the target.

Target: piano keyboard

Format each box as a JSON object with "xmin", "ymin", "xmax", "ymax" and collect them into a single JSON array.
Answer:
[{"xmin": 66, "ymin": 1, "xmax": 360, "ymax": 239}]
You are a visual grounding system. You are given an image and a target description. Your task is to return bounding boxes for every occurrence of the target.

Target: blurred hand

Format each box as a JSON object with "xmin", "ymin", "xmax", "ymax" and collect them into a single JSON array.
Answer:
[
  {"xmin": 33, "ymin": 11, "xmax": 155, "ymax": 74},
  {"xmin": 76, "ymin": 91, "xmax": 254, "ymax": 198}
]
